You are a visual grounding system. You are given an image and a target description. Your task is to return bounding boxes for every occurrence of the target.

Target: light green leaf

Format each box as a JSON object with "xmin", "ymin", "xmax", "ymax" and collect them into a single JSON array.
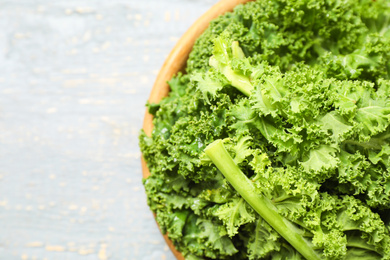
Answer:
[
  {"xmin": 300, "ymin": 145, "xmax": 339, "ymax": 173},
  {"xmin": 213, "ymin": 198, "xmax": 256, "ymax": 237},
  {"xmin": 319, "ymin": 111, "xmax": 354, "ymax": 142}
]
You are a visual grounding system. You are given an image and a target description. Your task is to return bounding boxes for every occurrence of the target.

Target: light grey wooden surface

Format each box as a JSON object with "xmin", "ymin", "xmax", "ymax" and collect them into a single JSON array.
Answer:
[{"xmin": 0, "ymin": 1, "xmax": 219, "ymax": 259}]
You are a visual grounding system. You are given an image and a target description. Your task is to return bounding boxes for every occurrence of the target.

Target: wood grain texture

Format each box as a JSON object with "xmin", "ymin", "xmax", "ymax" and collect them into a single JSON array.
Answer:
[
  {"xmin": 141, "ymin": 0, "xmax": 254, "ymax": 259},
  {"xmin": 0, "ymin": 1, "xmax": 223, "ymax": 259}
]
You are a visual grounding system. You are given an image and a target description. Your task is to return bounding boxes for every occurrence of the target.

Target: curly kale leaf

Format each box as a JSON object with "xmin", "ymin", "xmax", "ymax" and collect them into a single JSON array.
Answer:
[
  {"xmin": 140, "ymin": 0, "xmax": 390, "ymax": 259},
  {"xmin": 205, "ymin": 139, "xmax": 390, "ymax": 259}
]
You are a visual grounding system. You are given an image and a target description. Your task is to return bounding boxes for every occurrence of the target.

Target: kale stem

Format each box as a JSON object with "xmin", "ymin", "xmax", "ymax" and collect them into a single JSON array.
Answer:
[
  {"xmin": 344, "ymin": 132, "xmax": 390, "ymax": 150},
  {"xmin": 376, "ymin": 132, "xmax": 390, "ymax": 141},
  {"xmin": 205, "ymin": 140, "xmax": 322, "ymax": 260},
  {"xmin": 343, "ymin": 139, "xmax": 382, "ymax": 150},
  {"xmin": 221, "ymin": 65, "xmax": 254, "ymax": 96},
  {"xmin": 272, "ymin": 194, "xmax": 295, "ymax": 203}
]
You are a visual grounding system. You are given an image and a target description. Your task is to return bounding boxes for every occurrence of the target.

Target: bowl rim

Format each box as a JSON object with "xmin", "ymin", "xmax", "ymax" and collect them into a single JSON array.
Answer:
[{"xmin": 141, "ymin": 0, "xmax": 254, "ymax": 259}]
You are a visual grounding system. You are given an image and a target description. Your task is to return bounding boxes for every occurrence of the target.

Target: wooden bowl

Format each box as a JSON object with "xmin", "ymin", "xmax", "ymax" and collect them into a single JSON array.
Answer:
[{"xmin": 141, "ymin": 0, "xmax": 253, "ymax": 259}]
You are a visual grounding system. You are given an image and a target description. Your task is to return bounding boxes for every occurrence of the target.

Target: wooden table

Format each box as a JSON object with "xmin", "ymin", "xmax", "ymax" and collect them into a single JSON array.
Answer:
[{"xmin": 0, "ymin": 1, "xmax": 218, "ymax": 259}]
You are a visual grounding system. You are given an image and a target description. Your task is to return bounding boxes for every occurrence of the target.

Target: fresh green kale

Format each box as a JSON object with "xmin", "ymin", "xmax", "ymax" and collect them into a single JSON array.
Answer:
[
  {"xmin": 140, "ymin": 0, "xmax": 390, "ymax": 259},
  {"xmin": 205, "ymin": 138, "xmax": 390, "ymax": 259}
]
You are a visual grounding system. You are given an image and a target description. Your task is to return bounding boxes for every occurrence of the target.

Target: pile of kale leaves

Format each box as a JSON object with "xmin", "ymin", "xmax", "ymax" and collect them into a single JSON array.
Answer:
[{"xmin": 140, "ymin": 0, "xmax": 390, "ymax": 259}]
